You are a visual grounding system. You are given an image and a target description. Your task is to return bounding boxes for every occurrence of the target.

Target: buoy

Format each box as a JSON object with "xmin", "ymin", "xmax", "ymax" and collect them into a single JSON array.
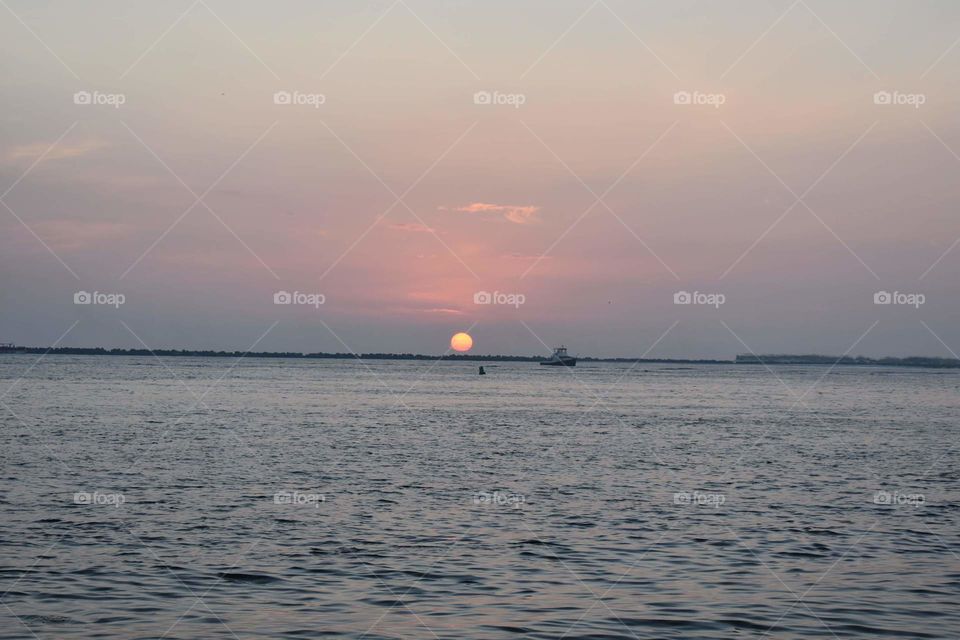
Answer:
[{"xmin": 478, "ymin": 366, "xmax": 486, "ymax": 375}]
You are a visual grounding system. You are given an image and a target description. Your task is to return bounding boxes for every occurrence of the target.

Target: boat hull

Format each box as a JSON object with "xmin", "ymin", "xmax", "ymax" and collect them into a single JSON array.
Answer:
[{"xmin": 540, "ymin": 358, "xmax": 576, "ymax": 366}]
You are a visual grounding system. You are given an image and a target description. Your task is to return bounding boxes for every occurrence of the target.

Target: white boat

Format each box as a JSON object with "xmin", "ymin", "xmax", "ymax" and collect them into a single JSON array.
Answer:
[{"xmin": 540, "ymin": 346, "xmax": 576, "ymax": 366}]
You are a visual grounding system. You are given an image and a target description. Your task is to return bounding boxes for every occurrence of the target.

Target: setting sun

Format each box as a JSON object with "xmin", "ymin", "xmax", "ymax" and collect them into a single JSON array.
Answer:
[{"xmin": 450, "ymin": 332, "xmax": 473, "ymax": 352}]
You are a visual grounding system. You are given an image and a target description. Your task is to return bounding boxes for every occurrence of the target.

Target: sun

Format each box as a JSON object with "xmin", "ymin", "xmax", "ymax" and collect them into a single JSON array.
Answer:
[{"xmin": 450, "ymin": 332, "xmax": 473, "ymax": 352}]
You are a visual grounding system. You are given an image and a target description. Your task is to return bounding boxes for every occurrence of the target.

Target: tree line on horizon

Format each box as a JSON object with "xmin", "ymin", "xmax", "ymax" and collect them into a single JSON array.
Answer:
[{"xmin": 1, "ymin": 345, "xmax": 958, "ymax": 367}]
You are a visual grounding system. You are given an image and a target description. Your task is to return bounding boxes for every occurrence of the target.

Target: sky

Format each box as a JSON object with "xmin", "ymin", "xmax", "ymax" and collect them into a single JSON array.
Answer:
[{"xmin": 1, "ymin": 0, "xmax": 959, "ymax": 359}]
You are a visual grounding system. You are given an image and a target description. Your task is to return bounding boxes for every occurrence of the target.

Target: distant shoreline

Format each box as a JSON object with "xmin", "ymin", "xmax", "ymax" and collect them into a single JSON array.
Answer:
[{"xmin": 1, "ymin": 347, "xmax": 958, "ymax": 369}]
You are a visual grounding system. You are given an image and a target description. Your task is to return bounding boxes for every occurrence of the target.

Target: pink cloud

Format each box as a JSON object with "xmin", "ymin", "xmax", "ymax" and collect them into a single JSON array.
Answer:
[
  {"xmin": 422, "ymin": 307, "xmax": 463, "ymax": 315},
  {"xmin": 450, "ymin": 202, "xmax": 541, "ymax": 224},
  {"xmin": 502, "ymin": 252, "xmax": 553, "ymax": 260},
  {"xmin": 389, "ymin": 222, "xmax": 435, "ymax": 233},
  {"xmin": 3, "ymin": 139, "xmax": 107, "ymax": 164}
]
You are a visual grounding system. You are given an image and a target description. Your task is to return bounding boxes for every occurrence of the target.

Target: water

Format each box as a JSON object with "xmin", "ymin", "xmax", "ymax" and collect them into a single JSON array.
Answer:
[{"xmin": 1, "ymin": 355, "xmax": 958, "ymax": 639}]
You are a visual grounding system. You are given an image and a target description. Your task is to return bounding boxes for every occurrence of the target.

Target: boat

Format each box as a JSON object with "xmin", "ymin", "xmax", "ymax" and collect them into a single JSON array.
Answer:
[{"xmin": 540, "ymin": 346, "xmax": 576, "ymax": 366}]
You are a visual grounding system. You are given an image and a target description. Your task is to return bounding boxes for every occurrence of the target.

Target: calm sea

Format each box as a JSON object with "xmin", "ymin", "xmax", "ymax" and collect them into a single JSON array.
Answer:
[{"xmin": 0, "ymin": 355, "xmax": 958, "ymax": 639}]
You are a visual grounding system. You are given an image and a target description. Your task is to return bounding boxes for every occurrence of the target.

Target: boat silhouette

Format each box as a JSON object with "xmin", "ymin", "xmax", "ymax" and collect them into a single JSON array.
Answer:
[{"xmin": 540, "ymin": 346, "xmax": 576, "ymax": 367}]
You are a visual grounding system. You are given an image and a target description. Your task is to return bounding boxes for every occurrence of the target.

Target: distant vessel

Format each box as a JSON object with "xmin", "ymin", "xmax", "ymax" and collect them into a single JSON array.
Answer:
[{"xmin": 540, "ymin": 346, "xmax": 576, "ymax": 367}]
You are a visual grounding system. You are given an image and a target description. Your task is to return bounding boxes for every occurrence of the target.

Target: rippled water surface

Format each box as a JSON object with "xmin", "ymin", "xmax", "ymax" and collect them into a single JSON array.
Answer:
[{"xmin": 1, "ymin": 355, "xmax": 958, "ymax": 639}]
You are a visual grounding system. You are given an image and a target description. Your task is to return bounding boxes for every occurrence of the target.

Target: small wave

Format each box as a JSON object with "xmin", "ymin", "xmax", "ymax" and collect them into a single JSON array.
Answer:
[
  {"xmin": 513, "ymin": 538, "xmax": 561, "ymax": 546},
  {"xmin": 18, "ymin": 614, "xmax": 76, "ymax": 625},
  {"xmin": 216, "ymin": 571, "xmax": 282, "ymax": 584}
]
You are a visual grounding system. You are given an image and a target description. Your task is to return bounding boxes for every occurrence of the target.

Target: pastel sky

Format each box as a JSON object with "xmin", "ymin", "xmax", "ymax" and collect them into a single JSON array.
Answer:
[{"xmin": 1, "ymin": 0, "xmax": 959, "ymax": 358}]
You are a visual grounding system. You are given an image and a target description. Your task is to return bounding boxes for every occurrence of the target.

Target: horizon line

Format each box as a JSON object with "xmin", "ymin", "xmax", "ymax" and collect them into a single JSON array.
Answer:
[{"xmin": 2, "ymin": 345, "xmax": 959, "ymax": 369}]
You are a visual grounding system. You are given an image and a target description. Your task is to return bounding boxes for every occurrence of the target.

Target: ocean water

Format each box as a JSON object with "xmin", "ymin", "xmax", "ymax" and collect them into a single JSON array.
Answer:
[{"xmin": 0, "ymin": 355, "xmax": 958, "ymax": 639}]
